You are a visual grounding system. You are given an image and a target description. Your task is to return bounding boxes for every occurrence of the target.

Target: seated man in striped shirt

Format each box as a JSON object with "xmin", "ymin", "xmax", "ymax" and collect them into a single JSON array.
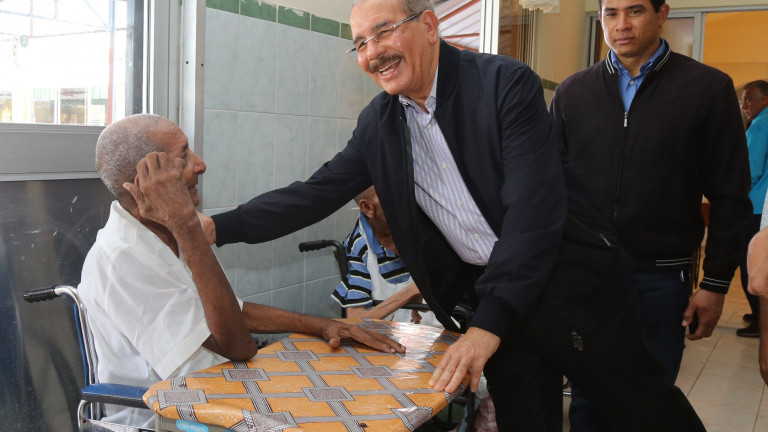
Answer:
[{"xmin": 332, "ymin": 186, "xmax": 440, "ymax": 327}]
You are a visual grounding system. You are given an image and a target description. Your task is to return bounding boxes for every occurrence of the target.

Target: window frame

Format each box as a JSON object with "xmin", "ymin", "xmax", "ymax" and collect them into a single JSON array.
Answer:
[{"xmin": 0, "ymin": 0, "xmax": 180, "ymax": 182}]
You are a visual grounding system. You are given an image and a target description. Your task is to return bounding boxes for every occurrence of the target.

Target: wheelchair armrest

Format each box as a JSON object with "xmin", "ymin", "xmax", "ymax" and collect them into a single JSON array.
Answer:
[
  {"xmin": 81, "ymin": 383, "xmax": 150, "ymax": 409},
  {"xmin": 370, "ymin": 300, "xmax": 431, "ymax": 312},
  {"xmin": 451, "ymin": 304, "xmax": 474, "ymax": 333}
]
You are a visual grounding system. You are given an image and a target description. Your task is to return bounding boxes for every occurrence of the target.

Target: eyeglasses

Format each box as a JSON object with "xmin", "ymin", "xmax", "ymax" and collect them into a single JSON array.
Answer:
[{"xmin": 346, "ymin": 12, "xmax": 423, "ymax": 57}]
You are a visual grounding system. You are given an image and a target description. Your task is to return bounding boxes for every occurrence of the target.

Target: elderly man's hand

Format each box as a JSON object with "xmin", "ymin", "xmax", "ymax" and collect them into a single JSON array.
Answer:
[
  {"xmin": 748, "ymin": 228, "xmax": 768, "ymax": 297},
  {"xmin": 322, "ymin": 321, "xmax": 405, "ymax": 354},
  {"xmin": 123, "ymin": 152, "xmax": 197, "ymax": 231},
  {"xmin": 429, "ymin": 327, "xmax": 500, "ymax": 393}
]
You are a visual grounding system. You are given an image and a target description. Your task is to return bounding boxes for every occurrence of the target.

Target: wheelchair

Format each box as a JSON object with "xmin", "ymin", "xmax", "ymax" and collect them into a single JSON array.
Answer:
[
  {"xmin": 25, "ymin": 286, "xmax": 243, "ymax": 432},
  {"xmin": 24, "ymin": 285, "xmax": 152, "ymax": 432}
]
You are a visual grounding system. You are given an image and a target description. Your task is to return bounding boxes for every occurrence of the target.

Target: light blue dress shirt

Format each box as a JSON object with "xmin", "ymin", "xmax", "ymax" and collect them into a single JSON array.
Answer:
[
  {"xmin": 748, "ymin": 107, "xmax": 768, "ymax": 214},
  {"xmin": 610, "ymin": 39, "xmax": 668, "ymax": 112}
]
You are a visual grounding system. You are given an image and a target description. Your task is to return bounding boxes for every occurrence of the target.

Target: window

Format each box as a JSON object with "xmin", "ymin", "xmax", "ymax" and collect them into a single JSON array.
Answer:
[
  {"xmin": 0, "ymin": 0, "xmax": 137, "ymax": 125},
  {"xmin": 497, "ymin": 0, "xmax": 537, "ymax": 66},
  {"xmin": 0, "ymin": 0, "xmax": 180, "ymax": 181},
  {"xmin": 478, "ymin": 0, "xmax": 538, "ymax": 66}
]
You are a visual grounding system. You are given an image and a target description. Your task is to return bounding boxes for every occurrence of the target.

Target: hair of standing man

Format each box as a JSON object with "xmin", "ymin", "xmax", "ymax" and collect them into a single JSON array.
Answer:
[
  {"xmin": 351, "ymin": 0, "xmax": 435, "ymax": 16},
  {"xmin": 744, "ymin": 80, "xmax": 768, "ymax": 97},
  {"xmin": 598, "ymin": 0, "xmax": 665, "ymax": 13}
]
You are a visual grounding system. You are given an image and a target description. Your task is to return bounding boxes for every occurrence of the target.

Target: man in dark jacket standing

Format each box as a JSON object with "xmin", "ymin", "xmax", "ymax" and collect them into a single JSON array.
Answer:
[
  {"xmin": 207, "ymin": 0, "xmax": 704, "ymax": 429},
  {"xmin": 550, "ymin": 0, "xmax": 751, "ymax": 429}
]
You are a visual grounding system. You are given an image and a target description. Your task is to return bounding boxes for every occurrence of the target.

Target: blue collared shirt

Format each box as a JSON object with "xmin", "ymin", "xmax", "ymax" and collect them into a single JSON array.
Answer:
[
  {"xmin": 331, "ymin": 211, "xmax": 411, "ymax": 308},
  {"xmin": 748, "ymin": 107, "xmax": 768, "ymax": 214},
  {"xmin": 610, "ymin": 39, "xmax": 668, "ymax": 112}
]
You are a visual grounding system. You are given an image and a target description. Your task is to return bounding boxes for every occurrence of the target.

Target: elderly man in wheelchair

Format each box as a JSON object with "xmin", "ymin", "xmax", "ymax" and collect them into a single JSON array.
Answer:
[{"xmin": 71, "ymin": 113, "xmax": 404, "ymax": 429}]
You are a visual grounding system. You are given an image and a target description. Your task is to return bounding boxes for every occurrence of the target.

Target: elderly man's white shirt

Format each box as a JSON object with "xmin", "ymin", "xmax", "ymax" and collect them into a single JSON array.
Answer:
[{"xmin": 78, "ymin": 201, "xmax": 238, "ymax": 427}]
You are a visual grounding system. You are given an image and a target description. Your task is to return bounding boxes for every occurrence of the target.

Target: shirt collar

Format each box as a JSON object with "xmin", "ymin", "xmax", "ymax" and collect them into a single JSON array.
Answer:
[
  {"xmin": 399, "ymin": 66, "xmax": 439, "ymax": 114},
  {"xmin": 610, "ymin": 38, "xmax": 668, "ymax": 77},
  {"xmin": 753, "ymin": 106, "xmax": 768, "ymax": 123}
]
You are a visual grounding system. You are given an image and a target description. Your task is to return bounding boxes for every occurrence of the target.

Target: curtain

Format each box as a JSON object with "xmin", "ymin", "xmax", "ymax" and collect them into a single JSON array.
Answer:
[{"xmin": 518, "ymin": 0, "xmax": 559, "ymax": 14}]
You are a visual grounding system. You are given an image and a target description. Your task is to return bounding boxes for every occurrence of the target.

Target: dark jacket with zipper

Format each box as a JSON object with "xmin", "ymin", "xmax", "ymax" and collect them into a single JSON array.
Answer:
[
  {"xmin": 550, "ymin": 45, "xmax": 751, "ymax": 294},
  {"xmin": 213, "ymin": 41, "xmax": 632, "ymax": 338}
]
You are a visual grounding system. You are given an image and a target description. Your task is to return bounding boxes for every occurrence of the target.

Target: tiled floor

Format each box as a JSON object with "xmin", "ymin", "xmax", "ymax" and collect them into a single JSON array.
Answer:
[
  {"xmin": 562, "ymin": 271, "xmax": 768, "ymax": 431},
  {"xmin": 678, "ymin": 276, "xmax": 767, "ymax": 432}
]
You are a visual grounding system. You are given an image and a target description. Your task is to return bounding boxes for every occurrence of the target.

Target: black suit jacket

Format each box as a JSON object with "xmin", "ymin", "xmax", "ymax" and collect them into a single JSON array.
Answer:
[{"xmin": 213, "ymin": 41, "xmax": 629, "ymax": 338}]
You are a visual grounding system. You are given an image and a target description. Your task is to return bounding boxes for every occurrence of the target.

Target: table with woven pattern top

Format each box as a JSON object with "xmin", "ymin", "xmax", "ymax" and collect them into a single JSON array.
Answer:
[{"xmin": 143, "ymin": 318, "xmax": 468, "ymax": 432}]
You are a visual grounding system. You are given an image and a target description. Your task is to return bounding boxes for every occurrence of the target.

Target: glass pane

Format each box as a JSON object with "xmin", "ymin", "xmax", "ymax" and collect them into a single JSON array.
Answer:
[
  {"xmin": 703, "ymin": 10, "xmax": 768, "ymax": 89},
  {"xmin": 0, "ymin": 90, "xmax": 11, "ymax": 121},
  {"xmin": 0, "ymin": 0, "xmax": 136, "ymax": 125},
  {"xmin": 662, "ymin": 17, "xmax": 694, "ymax": 58},
  {"xmin": 60, "ymin": 88, "xmax": 86, "ymax": 125},
  {"xmin": 498, "ymin": 0, "xmax": 535, "ymax": 64}
]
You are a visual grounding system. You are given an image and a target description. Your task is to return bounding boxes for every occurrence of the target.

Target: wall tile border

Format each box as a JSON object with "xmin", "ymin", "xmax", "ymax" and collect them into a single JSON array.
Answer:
[
  {"xmin": 207, "ymin": 0, "xmax": 349, "ymax": 39},
  {"xmin": 206, "ymin": 0, "xmax": 238, "ymax": 15},
  {"xmin": 311, "ymin": 15, "xmax": 340, "ymax": 37},
  {"xmin": 278, "ymin": 6, "xmax": 311, "ymax": 30},
  {"xmin": 241, "ymin": 0, "xmax": 277, "ymax": 21}
]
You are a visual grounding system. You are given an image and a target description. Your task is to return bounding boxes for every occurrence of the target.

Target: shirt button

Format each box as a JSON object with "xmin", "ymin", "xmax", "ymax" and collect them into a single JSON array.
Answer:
[
  {"xmin": 441, "ymin": 163, "xmax": 447, "ymax": 169},
  {"xmin": 426, "ymin": 124, "xmax": 432, "ymax": 129},
  {"xmin": 629, "ymin": 80, "xmax": 635, "ymax": 85},
  {"xmin": 457, "ymin": 201, "xmax": 463, "ymax": 207},
  {"xmin": 474, "ymin": 234, "xmax": 480, "ymax": 240}
]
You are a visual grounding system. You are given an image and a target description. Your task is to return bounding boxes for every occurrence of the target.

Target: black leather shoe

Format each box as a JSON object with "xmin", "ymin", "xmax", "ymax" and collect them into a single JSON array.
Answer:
[
  {"xmin": 736, "ymin": 321, "xmax": 760, "ymax": 338},
  {"xmin": 743, "ymin": 313, "xmax": 756, "ymax": 323}
]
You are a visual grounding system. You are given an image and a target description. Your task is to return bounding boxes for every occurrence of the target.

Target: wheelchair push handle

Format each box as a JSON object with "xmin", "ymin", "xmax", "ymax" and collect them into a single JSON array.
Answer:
[
  {"xmin": 298, "ymin": 240, "xmax": 342, "ymax": 252},
  {"xmin": 299, "ymin": 239, "xmax": 348, "ymax": 286},
  {"xmin": 23, "ymin": 285, "xmax": 59, "ymax": 303}
]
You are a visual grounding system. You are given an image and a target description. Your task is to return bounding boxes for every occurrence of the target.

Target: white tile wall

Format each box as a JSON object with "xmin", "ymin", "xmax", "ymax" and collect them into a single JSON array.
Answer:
[{"xmin": 202, "ymin": 6, "xmax": 378, "ymax": 317}]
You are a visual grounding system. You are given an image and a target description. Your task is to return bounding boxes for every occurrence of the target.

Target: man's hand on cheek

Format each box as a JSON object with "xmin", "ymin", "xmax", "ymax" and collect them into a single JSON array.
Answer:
[{"xmin": 123, "ymin": 152, "xmax": 197, "ymax": 231}]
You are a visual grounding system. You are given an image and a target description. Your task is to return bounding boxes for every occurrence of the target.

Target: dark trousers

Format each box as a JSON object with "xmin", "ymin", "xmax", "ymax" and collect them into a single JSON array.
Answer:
[
  {"xmin": 484, "ymin": 255, "xmax": 703, "ymax": 431},
  {"xmin": 740, "ymin": 214, "xmax": 762, "ymax": 317},
  {"xmin": 569, "ymin": 269, "xmax": 693, "ymax": 431}
]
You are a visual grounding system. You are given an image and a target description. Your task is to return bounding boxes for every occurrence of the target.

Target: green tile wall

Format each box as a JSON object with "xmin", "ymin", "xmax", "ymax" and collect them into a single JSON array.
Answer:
[
  {"xmin": 207, "ymin": 1, "xmax": 349, "ymax": 39},
  {"xmin": 311, "ymin": 15, "xmax": 340, "ymax": 37},
  {"xmin": 278, "ymin": 6, "xmax": 311, "ymax": 30},
  {"xmin": 340, "ymin": 23, "xmax": 352, "ymax": 40},
  {"xmin": 206, "ymin": 0, "xmax": 238, "ymax": 15},
  {"xmin": 241, "ymin": 0, "xmax": 277, "ymax": 21}
]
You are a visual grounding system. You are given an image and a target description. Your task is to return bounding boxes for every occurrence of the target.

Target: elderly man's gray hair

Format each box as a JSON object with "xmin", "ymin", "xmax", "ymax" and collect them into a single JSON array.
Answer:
[
  {"xmin": 96, "ymin": 113, "xmax": 165, "ymax": 198},
  {"xmin": 352, "ymin": 0, "xmax": 435, "ymax": 15}
]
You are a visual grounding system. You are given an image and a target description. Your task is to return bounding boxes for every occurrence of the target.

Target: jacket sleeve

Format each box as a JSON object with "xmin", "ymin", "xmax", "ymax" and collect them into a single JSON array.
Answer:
[
  {"xmin": 469, "ymin": 66, "xmax": 568, "ymax": 338},
  {"xmin": 212, "ymin": 138, "xmax": 372, "ymax": 247},
  {"xmin": 700, "ymin": 77, "xmax": 752, "ymax": 293}
]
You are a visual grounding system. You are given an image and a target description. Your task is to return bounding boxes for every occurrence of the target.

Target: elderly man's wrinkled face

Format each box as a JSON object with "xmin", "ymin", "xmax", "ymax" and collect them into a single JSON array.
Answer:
[
  {"xmin": 147, "ymin": 119, "xmax": 206, "ymax": 207},
  {"xmin": 350, "ymin": 0, "xmax": 437, "ymax": 101}
]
